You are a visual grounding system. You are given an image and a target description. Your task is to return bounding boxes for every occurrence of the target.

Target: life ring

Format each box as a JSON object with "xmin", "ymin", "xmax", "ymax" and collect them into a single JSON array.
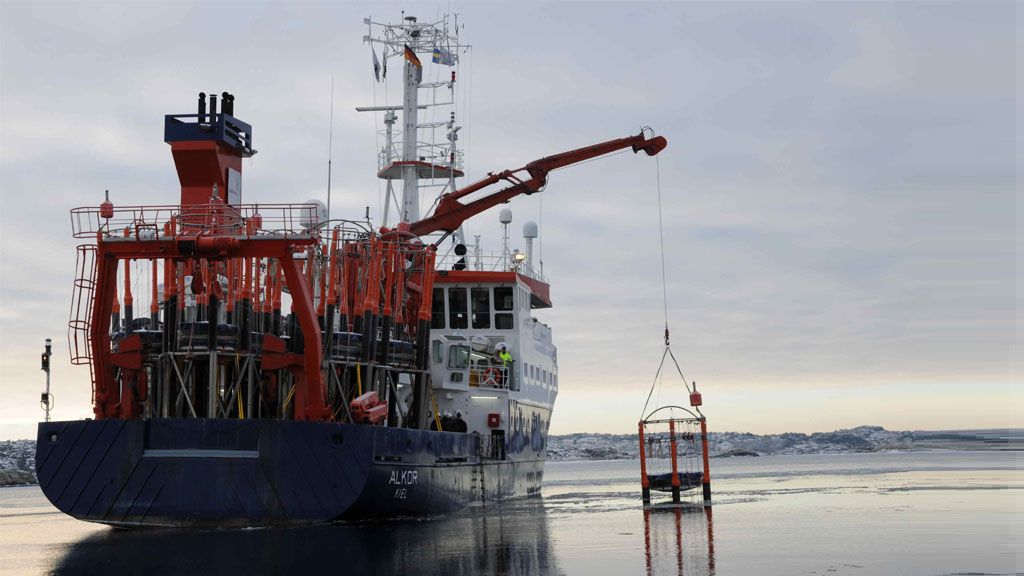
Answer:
[{"xmin": 484, "ymin": 367, "xmax": 499, "ymax": 387}]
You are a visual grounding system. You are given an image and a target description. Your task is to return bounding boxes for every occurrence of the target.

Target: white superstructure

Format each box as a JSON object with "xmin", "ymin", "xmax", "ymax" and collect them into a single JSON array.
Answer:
[{"xmin": 360, "ymin": 12, "xmax": 557, "ymax": 462}]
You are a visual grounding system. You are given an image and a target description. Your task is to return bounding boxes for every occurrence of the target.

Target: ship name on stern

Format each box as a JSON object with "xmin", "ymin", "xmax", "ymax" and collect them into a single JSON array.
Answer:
[{"xmin": 389, "ymin": 469, "xmax": 418, "ymax": 500}]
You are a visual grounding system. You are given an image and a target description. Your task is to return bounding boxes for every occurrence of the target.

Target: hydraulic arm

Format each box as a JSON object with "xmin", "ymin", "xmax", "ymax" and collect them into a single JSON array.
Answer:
[{"xmin": 408, "ymin": 130, "xmax": 668, "ymax": 237}]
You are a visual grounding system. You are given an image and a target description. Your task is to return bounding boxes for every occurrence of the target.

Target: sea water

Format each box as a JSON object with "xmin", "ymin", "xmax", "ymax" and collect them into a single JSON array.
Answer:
[{"xmin": 0, "ymin": 451, "xmax": 1018, "ymax": 575}]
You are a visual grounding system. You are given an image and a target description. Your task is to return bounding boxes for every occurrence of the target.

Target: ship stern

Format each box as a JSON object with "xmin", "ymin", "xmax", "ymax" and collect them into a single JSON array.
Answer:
[{"xmin": 35, "ymin": 418, "xmax": 375, "ymax": 527}]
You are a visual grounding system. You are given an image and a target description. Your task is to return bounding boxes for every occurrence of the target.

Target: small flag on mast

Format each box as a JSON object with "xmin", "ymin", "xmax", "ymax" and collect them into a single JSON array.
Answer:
[
  {"xmin": 371, "ymin": 44, "xmax": 381, "ymax": 82},
  {"xmin": 432, "ymin": 47, "xmax": 456, "ymax": 66},
  {"xmin": 403, "ymin": 44, "xmax": 422, "ymax": 68}
]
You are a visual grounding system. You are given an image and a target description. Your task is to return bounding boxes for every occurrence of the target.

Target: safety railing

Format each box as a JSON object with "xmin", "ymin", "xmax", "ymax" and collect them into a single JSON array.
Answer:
[
  {"xmin": 436, "ymin": 249, "xmax": 546, "ymax": 282},
  {"xmin": 70, "ymin": 203, "xmax": 323, "ymax": 240},
  {"xmin": 164, "ymin": 113, "xmax": 253, "ymax": 156},
  {"xmin": 377, "ymin": 137, "xmax": 464, "ymax": 176},
  {"xmin": 468, "ymin": 365, "xmax": 512, "ymax": 390}
]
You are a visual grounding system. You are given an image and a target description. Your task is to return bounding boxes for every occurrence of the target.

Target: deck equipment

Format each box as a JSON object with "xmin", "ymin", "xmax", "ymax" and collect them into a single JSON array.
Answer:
[{"xmin": 637, "ymin": 148, "xmax": 712, "ymax": 508}]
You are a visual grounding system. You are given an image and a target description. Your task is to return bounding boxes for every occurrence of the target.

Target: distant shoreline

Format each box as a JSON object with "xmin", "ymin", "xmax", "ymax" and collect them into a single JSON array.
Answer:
[{"xmin": 544, "ymin": 426, "xmax": 1020, "ymax": 462}]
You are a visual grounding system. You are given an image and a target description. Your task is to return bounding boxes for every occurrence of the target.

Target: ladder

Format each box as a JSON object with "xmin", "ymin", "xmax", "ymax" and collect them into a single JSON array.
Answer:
[{"xmin": 67, "ymin": 244, "xmax": 98, "ymax": 396}]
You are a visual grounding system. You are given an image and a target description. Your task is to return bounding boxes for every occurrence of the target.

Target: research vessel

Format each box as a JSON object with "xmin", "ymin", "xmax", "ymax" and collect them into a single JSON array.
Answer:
[{"xmin": 35, "ymin": 13, "xmax": 667, "ymax": 527}]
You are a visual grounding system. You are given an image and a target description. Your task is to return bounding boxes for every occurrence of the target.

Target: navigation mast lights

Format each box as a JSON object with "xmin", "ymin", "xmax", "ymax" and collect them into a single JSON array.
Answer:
[
  {"xmin": 361, "ymin": 13, "xmax": 467, "ymax": 226},
  {"xmin": 41, "ymin": 338, "xmax": 52, "ymax": 422}
]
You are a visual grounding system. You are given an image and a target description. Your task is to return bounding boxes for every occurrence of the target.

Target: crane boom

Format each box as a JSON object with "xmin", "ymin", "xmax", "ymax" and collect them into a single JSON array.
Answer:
[{"xmin": 408, "ymin": 131, "xmax": 668, "ymax": 237}]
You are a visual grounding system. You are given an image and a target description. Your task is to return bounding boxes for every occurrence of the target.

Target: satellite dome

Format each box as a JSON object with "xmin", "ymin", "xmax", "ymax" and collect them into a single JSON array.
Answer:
[
  {"xmin": 499, "ymin": 208, "xmax": 513, "ymax": 224},
  {"xmin": 523, "ymin": 221, "xmax": 539, "ymax": 238},
  {"xmin": 301, "ymin": 200, "xmax": 328, "ymax": 229}
]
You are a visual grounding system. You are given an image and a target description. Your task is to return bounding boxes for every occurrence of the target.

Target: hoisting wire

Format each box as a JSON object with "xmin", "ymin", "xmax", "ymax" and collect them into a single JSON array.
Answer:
[
  {"xmin": 640, "ymin": 347, "xmax": 670, "ymax": 420},
  {"xmin": 655, "ymin": 153, "xmax": 669, "ymax": 346},
  {"xmin": 538, "ymin": 193, "xmax": 543, "ymax": 274},
  {"xmin": 640, "ymin": 145, "xmax": 696, "ymax": 421}
]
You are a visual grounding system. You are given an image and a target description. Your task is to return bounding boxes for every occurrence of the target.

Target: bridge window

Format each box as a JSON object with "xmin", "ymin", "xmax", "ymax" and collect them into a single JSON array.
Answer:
[
  {"xmin": 471, "ymin": 287, "xmax": 491, "ymax": 329},
  {"xmin": 449, "ymin": 287, "xmax": 468, "ymax": 329},
  {"xmin": 431, "ymin": 340, "xmax": 443, "ymax": 364},
  {"xmin": 447, "ymin": 344, "xmax": 470, "ymax": 370},
  {"xmin": 431, "ymin": 288, "xmax": 446, "ymax": 329},
  {"xmin": 494, "ymin": 286, "xmax": 513, "ymax": 311},
  {"xmin": 495, "ymin": 313, "xmax": 513, "ymax": 329},
  {"xmin": 494, "ymin": 286, "xmax": 513, "ymax": 329}
]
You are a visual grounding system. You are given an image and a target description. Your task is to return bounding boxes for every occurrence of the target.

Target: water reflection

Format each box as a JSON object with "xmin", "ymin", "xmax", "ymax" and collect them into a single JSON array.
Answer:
[
  {"xmin": 51, "ymin": 498, "xmax": 564, "ymax": 576},
  {"xmin": 642, "ymin": 506, "xmax": 715, "ymax": 576}
]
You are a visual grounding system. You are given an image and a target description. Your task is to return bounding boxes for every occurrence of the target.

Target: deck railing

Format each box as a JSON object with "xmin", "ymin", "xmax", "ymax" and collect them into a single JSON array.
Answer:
[
  {"xmin": 435, "ymin": 249, "xmax": 546, "ymax": 282},
  {"xmin": 467, "ymin": 364, "xmax": 514, "ymax": 390},
  {"xmin": 70, "ymin": 203, "xmax": 322, "ymax": 240}
]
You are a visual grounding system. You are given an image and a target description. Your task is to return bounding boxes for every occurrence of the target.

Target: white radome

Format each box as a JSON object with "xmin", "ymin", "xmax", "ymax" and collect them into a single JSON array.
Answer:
[
  {"xmin": 302, "ymin": 200, "xmax": 328, "ymax": 229},
  {"xmin": 499, "ymin": 207, "xmax": 513, "ymax": 224},
  {"xmin": 523, "ymin": 220, "xmax": 539, "ymax": 239}
]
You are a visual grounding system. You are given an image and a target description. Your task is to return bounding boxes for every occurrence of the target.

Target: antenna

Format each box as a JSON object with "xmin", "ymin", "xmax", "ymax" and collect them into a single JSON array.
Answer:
[
  {"xmin": 326, "ymin": 74, "xmax": 335, "ymax": 222},
  {"xmin": 360, "ymin": 13, "xmax": 468, "ymax": 225}
]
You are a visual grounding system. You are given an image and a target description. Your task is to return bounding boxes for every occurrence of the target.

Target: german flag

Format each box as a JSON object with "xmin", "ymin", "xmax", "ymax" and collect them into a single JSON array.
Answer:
[{"xmin": 403, "ymin": 44, "xmax": 422, "ymax": 68}]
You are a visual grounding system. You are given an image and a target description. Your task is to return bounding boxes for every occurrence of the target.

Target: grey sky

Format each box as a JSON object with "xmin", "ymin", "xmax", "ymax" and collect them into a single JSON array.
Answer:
[{"xmin": 0, "ymin": 1, "xmax": 1018, "ymax": 438}]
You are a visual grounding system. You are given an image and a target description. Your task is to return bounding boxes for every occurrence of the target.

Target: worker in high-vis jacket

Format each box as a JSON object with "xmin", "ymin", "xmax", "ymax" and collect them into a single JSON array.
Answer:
[{"xmin": 496, "ymin": 344, "xmax": 512, "ymax": 387}]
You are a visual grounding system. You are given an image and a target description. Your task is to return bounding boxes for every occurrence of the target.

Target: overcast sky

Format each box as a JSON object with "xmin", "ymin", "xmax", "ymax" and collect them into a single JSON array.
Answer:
[{"xmin": 0, "ymin": 1, "xmax": 1018, "ymax": 439}]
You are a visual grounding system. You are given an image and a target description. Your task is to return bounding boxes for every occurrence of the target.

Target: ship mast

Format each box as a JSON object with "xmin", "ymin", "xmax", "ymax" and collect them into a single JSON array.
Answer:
[
  {"xmin": 400, "ymin": 22, "xmax": 420, "ymax": 223},
  {"xmin": 361, "ymin": 13, "xmax": 466, "ymax": 227}
]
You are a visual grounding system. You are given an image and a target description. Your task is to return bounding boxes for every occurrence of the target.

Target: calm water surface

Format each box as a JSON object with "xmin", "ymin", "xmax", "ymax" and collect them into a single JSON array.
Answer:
[{"xmin": 0, "ymin": 451, "xmax": 1018, "ymax": 575}]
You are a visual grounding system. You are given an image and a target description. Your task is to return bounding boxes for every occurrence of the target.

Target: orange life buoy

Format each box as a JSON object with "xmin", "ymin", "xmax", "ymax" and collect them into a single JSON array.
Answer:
[{"xmin": 484, "ymin": 367, "xmax": 499, "ymax": 387}]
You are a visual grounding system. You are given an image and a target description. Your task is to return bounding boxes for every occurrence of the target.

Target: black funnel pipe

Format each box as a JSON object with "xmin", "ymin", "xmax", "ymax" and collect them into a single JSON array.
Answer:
[
  {"xmin": 222, "ymin": 92, "xmax": 234, "ymax": 116},
  {"xmin": 197, "ymin": 92, "xmax": 207, "ymax": 122}
]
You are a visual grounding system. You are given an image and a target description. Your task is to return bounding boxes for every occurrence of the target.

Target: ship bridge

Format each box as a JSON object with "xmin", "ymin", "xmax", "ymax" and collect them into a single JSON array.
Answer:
[{"xmin": 425, "ymin": 248, "xmax": 558, "ymax": 458}]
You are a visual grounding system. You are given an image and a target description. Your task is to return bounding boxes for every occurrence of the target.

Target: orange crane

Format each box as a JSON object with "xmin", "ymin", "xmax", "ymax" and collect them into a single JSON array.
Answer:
[{"xmin": 407, "ymin": 130, "xmax": 668, "ymax": 238}]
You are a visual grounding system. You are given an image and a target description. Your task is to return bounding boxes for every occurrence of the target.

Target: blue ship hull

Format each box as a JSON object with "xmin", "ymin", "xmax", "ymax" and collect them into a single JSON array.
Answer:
[{"xmin": 35, "ymin": 419, "xmax": 546, "ymax": 528}]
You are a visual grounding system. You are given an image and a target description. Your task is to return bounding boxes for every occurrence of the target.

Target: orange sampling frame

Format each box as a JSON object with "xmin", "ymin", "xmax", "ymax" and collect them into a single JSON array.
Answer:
[{"xmin": 638, "ymin": 407, "xmax": 711, "ymax": 507}]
